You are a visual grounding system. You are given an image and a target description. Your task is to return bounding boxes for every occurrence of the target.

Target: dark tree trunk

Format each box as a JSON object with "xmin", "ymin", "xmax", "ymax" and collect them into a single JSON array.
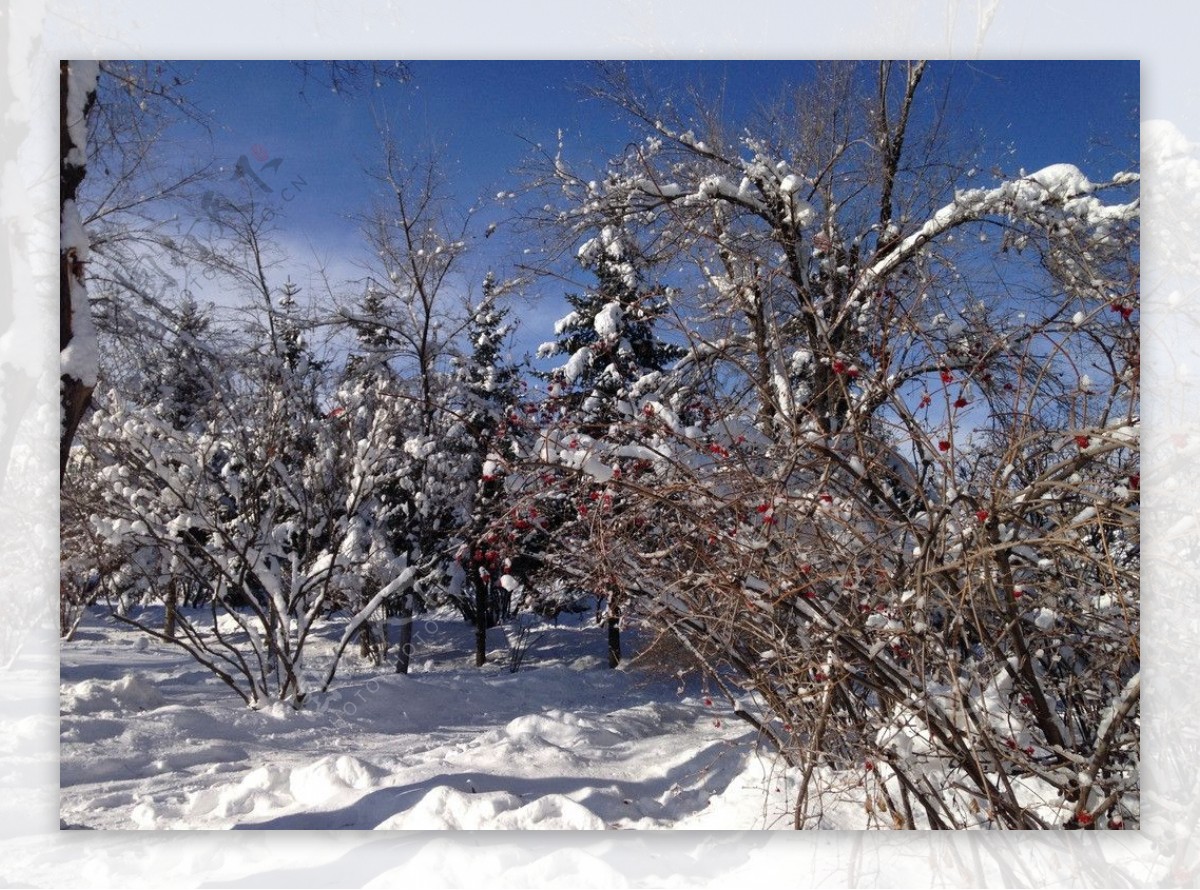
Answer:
[
  {"xmin": 474, "ymin": 575, "xmax": 488, "ymax": 667},
  {"xmin": 60, "ymin": 60, "xmax": 98, "ymax": 481},
  {"xmin": 164, "ymin": 580, "xmax": 178, "ymax": 639},
  {"xmin": 395, "ymin": 595, "xmax": 414, "ymax": 674},
  {"xmin": 607, "ymin": 607, "xmax": 621, "ymax": 669}
]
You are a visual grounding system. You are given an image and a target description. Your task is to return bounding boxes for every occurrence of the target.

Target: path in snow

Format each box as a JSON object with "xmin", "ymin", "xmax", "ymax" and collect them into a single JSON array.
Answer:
[{"xmin": 60, "ymin": 607, "xmax": 799, "ymax": 830}]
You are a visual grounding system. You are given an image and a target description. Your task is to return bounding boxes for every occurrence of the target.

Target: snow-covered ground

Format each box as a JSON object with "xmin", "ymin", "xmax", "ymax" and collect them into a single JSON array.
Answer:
[{"xmin": 61, "ymin": 606, "xmax": 814, "ymax": 830}]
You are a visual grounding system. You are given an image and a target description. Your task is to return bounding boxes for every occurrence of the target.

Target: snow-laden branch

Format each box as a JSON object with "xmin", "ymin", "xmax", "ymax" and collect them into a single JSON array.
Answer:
[
  {"xmin": 849, "ymin": 165, "xmax": 1139, "ymax": 310},
  {"xmin": 318, "ymin": 562, "xmax": 418, "ymax": 694}
]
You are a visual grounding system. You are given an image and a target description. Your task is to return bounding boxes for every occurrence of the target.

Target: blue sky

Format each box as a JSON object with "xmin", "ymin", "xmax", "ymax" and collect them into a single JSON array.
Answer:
[{"xmin": 165, "ymin": 60, "xmax": 1139, "ymax": 358}]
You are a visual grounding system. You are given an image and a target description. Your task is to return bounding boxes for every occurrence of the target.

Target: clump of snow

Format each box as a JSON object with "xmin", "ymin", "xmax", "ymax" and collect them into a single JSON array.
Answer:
[
  {"xmin": 289, "ymin": 754, "xmax": 383, "ymax": 806},
  {"xmin": 1028, "ymin": 163, "xmax": 1094, "ymax": 198},
  {"xmin": 562, "ymin": 347, "xmax": 591, "ymax": 383},
  {"xmin": 375, "ymin": 786, "xmax": 607, "ymax": 830},
  {"xmin": 61, "ymin": 674, "xmax": 166, "ymax": 715},
  {"xmin": 593, "ymin": 301, "xmax": 624, "ymax": 339}
]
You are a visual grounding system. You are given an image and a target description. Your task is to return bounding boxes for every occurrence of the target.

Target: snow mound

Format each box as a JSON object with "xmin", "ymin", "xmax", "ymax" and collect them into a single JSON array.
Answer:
[
  {"xmin": 61, "ymin": 675, "xmax": 166, "ymax": 714},
  {"xmin": 290, "ymin": 754, "xmax": 383, "ymax": 805},
  {"xmin": 186, "ymin": 754, "xmax": 383, "ymax": 821},
  {"xmin": 375, "ymin": 786, "xmax": 606, "ymax": 830},
  {"xmin": 502, "ymin": 710, "xmax": 624, "ymax": 750}
]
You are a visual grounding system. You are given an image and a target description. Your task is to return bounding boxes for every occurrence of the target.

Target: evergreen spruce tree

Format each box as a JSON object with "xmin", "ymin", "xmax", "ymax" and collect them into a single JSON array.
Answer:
[
  {"xmin": 536, "ymin": 226, "xmax": 685, "ymax": 666},
  {"xmin": 539, "ymin": 227, "xmax": 684, "ymax": 433},
  {"xmin": 159, "ymin": 295, "xmax": 215, "ymax": 432},
  {"xmin": 457, "ymin": 273, "xmax": 522, "ymax": 665}
]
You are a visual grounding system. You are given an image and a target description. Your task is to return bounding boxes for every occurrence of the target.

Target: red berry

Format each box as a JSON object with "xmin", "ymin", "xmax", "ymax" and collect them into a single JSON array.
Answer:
[
  {"xmin": 1075, "ymin": 435, "xmax": 1090, "ymax": 448},
  {"xmin": 919, "ymin": 394, "xmax": 932, "ymax": 408},
  {"xmin": 703, "ymin": 696, "xmax": 713, "ymax": 706},
  {"xmin": 1077, "ymin": 811, "xmax": 1093, "ymax": 826},
  {"xmin": 976, "ymin": 509, "xmax": 989, "ymax": 523},
  {"xmin": 1128, "ymin": 474, "xmax": 1139, "ymax": 490},
  {"xmin": 938, "ymin": 440, "xmax": 951, "ymax": 452},
  {"xmin": 954, "ymin": 397, "xmax": 969, "ymax": 409},
  {"xmin": 940, "ymin": 370, "xmax": 954, "ymax": 384},
  {"xmin": 831, "ymin": 360, "xmax": 847, "ymax": 374}
]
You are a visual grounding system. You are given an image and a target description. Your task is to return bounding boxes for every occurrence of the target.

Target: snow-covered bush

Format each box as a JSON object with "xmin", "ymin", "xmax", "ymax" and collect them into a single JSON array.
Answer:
[
  {"xmin": 521, "ymin": 61, "xmax": 1139, "ymax": 828},
  {"xmin": 77, "ymin": 322, "xmax": 422, "ymax": 707}
]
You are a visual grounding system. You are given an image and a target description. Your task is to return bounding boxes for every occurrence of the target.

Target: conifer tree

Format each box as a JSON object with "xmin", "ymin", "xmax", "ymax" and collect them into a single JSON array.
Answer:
[
  {"xmin": 454, "ymin": 273, "xmax": 523, "ymax": 665},
  {"xmin": 535, "ymin": 225, "xmax": 685, "ymax": 666},
  {"xmin": 539, "ymin": 226, "xmax": 684, "ymax": 432}
]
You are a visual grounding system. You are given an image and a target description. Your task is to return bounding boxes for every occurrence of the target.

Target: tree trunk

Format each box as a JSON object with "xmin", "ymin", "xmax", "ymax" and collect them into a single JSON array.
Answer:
[
  {"xmin": 60, "ymin": 60, "xmax": 99, "ymax": 482},
  {"xmin": 164, "ymin": 580, "xmax": 178, "ymax": 640},
  {"xmin": 395, "ymin": 595, "xmax": 414, "ymax": 674},
  {"xmin": 474, "ymin": 575, "xmax": 488, "ymax": 667},
  {"xmin": 606, "ymin": 604, "xmax": 621, "ymax": 669}
]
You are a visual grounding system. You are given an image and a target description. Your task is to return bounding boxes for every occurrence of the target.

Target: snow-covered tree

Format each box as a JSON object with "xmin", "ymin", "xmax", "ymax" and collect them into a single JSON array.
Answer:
[
  {"xmin": 450, "ymin": 274, "xmax": 525, "ymax": 665},
  {"xmin": 72, "ymin": 194, "xmax": 424, "ymax": 706},
  {"xmin": 60, "ymin": 60, "xmax": 101, "ymax": 481},
  {"xmin": 335, "ymin": 142, "xmax": 483, "ymax": 672},
  {"xmin": 524, "ymin": 223, "xmax": 689, "ymax": 665},
  {"xmin": 526, "ymin": 60, "xmax": 1139, "ymax": 826},
  {"xmin": 80, "ymin": 344, "xmax": 418, "ymax": 708},
  {"xmin": 59, "ymin": 61, "xmax": 410, "ymax": 482},
  {"xmin": 538, "ymin": 228, "xmax": 684, "ymax": 430}
]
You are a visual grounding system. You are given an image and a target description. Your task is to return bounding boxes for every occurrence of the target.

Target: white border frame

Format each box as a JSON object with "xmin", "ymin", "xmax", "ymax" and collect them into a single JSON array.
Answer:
[{"xmin": 2, "ymin": 2, "xmax": 1193, "ymax": 886}]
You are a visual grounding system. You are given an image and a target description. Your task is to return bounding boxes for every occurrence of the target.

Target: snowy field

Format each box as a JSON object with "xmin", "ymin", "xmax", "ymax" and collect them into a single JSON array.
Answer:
[{"xmin": 60, "ymin": 607, "xmax": 829, "ymax": 831}]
